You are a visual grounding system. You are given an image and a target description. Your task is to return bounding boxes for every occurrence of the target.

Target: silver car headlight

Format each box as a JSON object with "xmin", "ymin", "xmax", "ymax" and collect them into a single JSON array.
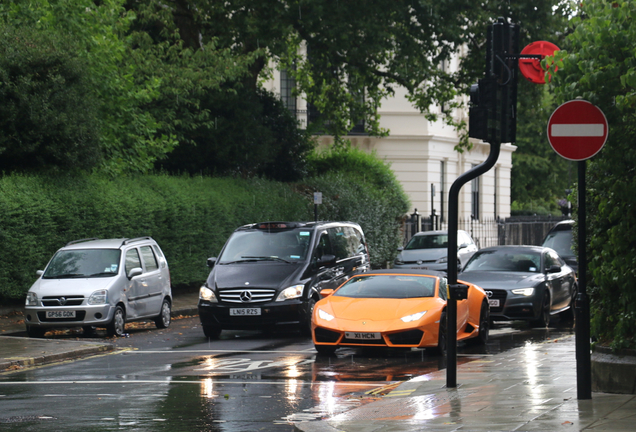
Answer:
[
  {"xmin": 199, "ymin": 286, "xmax": 218, "ymax": 303},
  {"xmin": 511, "ymin": 288, "xmax": 535, "ymax": 296},
  {"xmin": 276, "ymin": 285, "xmax": 304, "ymax": 301},
  {"xmin": 88, "ymin": 289, "xmax": 108, "ymax": 305},
  {"xmin": 436, "ymin": 256, "xmax": 448, "ymax": 264},
  {"xmin": 25, "ymin": 292, "xmax": 39, "ymax": 306}
]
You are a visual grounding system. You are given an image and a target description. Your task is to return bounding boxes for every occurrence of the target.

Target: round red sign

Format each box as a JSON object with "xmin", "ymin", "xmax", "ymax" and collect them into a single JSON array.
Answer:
[
  {"xmin": 519, "ymin": 41, "xmax": 560, "ymax": 84},
  {"xmin": 547, "ymin": 100, "xmax": 608, "ymax": 161}
]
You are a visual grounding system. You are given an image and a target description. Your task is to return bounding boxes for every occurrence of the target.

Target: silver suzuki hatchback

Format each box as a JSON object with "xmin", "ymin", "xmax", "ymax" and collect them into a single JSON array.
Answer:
[{"xmin": 24, "ymin": 237, "xmax": 172, "ymax": 338}]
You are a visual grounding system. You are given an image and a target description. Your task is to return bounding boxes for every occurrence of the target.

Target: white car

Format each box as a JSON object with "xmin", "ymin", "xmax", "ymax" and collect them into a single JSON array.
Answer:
[
  {"xmin": 24, "ymin": 237, "xmax": 172, "ymax": 338},
  {"xmin": 393, "ymin": 230, "xmax": 478, "ymax": 273}
]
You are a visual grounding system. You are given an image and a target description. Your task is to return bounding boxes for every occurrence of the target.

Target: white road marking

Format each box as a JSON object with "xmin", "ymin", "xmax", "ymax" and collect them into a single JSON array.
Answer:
[
  {"xmin": 193, "ymin": 357, "xmax": 315, "ymax": 374},
  {"xmin": 121, "ymin": 349, "xmax": 317, "ymax": 354},
  {"xmin": 0, "ymin": 379, "xmax": 384, "ymax": 387}
]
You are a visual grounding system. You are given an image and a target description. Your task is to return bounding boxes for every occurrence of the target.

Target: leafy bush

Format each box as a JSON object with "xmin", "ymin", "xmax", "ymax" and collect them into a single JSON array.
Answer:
[
  {"xmin": 304, "ymin": 146, "xmax": 410, "ymax": 266},
  {"xmin": 510, "ymin": 199, "xmax": 562, "ymax": 217},
  {"xmin": 307, "ymin": 145, "xmax": 404, "ymax": 190},
  {"xmin": 0, "ymin": 174, "xmax": 308, "ymax": 301},
  {"xmin": 0, "ymin": 164, "xmax": 408, "ymax": 301}
]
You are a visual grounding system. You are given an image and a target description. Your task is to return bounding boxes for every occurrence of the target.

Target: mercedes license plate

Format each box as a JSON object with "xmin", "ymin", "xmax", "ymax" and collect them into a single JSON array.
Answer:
[
  {"xmin": 46, "ymin": 310, "xmax": 76, "ymax": 319},
  {"xmin": 488, "ymin": 299, "xmax": 500, "ymax": 308},
  {"xmin": 345, "ymin": 332, "xmax": 381, "ymax": 340},
  {"xmin": 229, "ymin": 308, "xmax": 261, "ymax": 316}
]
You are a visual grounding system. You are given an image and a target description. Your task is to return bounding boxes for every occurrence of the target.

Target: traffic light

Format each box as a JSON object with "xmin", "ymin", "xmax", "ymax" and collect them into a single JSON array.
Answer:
[
  {"xmin": 469, "ymin": 17, "xmax": 519, "ymax": 144},
  {"xmin": 469, "ymin": 78, "xmax": 496, "ymax": 142}
]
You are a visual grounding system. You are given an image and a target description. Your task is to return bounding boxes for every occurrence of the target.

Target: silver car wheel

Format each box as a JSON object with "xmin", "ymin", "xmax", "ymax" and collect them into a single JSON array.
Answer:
[
  {"xmin": 107, "ymin": 306, "xmax": 126, "ymax": 337},
  {"xmin": 155, "ymin": 299, "xmax": 171, "ymax": 329}
]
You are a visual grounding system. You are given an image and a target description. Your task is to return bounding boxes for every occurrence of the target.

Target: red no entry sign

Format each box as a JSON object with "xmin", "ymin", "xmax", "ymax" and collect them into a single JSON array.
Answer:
[{"xmin": 547, "ymin": 100, "xmax": 608, "ymax": 161}]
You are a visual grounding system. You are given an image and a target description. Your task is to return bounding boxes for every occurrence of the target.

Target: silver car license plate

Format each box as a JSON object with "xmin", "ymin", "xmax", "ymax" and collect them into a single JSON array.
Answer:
[
  {"xmin": 488, "ymin": 299, "xmax": 500, "ymax": 308},
  {"xmin": 46, "ymin": 310, "xmax": 76, "ymax": 319}
]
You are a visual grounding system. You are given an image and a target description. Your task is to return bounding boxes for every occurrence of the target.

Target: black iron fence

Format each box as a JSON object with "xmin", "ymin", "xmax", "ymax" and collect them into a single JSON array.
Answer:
[{"xmin": 402, "ymin": 215, "xmax": 569, "ymax": 249}]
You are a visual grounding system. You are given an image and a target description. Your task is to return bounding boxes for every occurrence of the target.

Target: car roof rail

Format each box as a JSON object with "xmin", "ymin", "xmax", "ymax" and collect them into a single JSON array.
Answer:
[
  {"xmin": 66, "ymin": 238, "xmax": 99, "ymax": 246},
  {"xmin": 122, "ymin": 236, "xmax": 153, "ymax": 246}
]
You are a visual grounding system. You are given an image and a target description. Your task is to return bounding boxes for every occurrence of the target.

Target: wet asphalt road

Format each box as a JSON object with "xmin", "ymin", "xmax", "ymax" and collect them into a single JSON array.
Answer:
[{"xmin": 0, "ymin": 316, "xmax": 575, "ymax": 431}]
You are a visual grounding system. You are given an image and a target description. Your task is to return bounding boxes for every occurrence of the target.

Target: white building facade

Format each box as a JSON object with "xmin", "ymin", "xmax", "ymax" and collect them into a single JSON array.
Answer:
[{"xmin": 264, "ymin": 58, "xmax": 516, "ymax": 224}]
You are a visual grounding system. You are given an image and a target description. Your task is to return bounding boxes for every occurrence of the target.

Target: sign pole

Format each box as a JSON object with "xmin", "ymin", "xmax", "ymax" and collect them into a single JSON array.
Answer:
[
  {"xmin": 547, "ymin": 99, "xmax": 607, "ymax": 401},
  {"xmin": 313, "ymin": 192, "xmax": 322, "ymax": 222},
  {"xmin": 576, "ymin": 161, "xmax": 592, "ymax": 399}
]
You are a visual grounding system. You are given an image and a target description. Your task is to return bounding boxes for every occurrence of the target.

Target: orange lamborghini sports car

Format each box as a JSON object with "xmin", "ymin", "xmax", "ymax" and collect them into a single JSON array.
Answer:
[{"xmin": 312, "ymin": 269, "xmax": 490, "ymax": 355}]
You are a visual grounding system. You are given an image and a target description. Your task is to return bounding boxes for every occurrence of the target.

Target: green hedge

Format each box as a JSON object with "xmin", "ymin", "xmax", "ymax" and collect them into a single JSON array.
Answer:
[
  {"xmin": 305, "ymin": 146, "xmax": 410, "ymax": 265},
  {"xmin": 0, "ymin": 167, "xmax": 409, "ymax": 302}
]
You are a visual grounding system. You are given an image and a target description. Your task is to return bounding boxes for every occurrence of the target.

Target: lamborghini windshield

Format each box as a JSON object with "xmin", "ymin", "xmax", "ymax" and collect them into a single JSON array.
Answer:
[{"xmin": 335, "ymin": 275, "xmax": 436, "ymax": 299}]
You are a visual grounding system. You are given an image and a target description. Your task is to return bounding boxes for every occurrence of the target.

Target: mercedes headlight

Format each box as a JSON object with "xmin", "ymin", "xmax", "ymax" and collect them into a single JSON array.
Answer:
[
  {"xmin": 199, "ymin": 286, "xmax": 218, "ymax": 302},
  {"xmin": 276, "ymin": 285, "xmax": 304, "ymax": 301}
]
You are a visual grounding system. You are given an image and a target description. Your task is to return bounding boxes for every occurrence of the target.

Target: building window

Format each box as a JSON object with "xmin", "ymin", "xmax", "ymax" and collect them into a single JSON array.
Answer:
[
  {"xmin": 280, "ymin": 68, "xmax": 296, "ymax": 114},
  {"xmin": 494, "ymin": 167, "xmax": 498, "ymax": 218},
  {"xmin": 440, "ymin": 160, "xmax": 445, "ymax": 223},
  {"xmin": 471, "ymin": 165, "xmax": 480, "ymax": 220}
]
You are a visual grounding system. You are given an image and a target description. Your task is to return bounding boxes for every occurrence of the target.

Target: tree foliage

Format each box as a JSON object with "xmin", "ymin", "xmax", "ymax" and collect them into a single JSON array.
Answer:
[
  {"xmin": 0, "ymin": 0, "xmax": 571, "ymax": 179},
  {"xmin": 0, "ymin": 23, "xmax": 101, "ymax": 172},
  {"xmin": 155, "ymin": 87, "xmax": 314, "ymax": 181},
  {"xmin": 551, "ymin": 0, "xmax": 636, "ymax": 349},
  {"xmin": 497, "ymin": 2, "xmax": 576, "ymax": 214},
  {"xmin": 125, "ymin": 0, "xmax": 569, "ymax": 145},
  {"xmin": 511, "ymin": 84, "xmax": 576, "ymax": 215},
  {"xmin": 0, "ymin": 0, "xmax": 256, "ymax": 174}
]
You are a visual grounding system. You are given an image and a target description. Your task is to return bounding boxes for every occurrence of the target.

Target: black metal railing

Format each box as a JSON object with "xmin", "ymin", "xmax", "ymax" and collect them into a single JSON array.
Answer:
[{"xmin": 402, "ymin": 215, "xmax": 569, "ymax": 249}]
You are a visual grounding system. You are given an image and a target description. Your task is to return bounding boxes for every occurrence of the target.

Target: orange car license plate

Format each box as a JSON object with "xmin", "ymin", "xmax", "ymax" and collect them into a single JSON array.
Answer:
[{"xmin": 345, "ymin": 332, "xmax": 381, "ymax": 340}]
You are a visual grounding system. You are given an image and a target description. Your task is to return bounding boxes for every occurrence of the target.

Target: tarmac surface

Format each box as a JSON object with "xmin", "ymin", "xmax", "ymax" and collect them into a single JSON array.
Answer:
[{"xmin": 1, "ymin": 291, "xmax": 635, "ymax": 431}]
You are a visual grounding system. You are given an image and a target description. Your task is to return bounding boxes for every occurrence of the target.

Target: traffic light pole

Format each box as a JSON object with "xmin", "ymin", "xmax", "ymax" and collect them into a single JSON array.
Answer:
[
  {"xmin": 451, "ymin": 16, "xmax": 514, "ymax": 387},
  {"xmin": 446, "ymin": 139, "xmax": 501, "ymax": 388}
]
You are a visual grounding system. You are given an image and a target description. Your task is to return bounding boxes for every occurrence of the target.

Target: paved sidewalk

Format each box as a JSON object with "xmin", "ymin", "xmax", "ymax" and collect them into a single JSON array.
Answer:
[
  {"xmin": 295, "ymin": 336, "xmax": 636, "ymax": 432},
  {"xmin": 0, "ymin": 288, "xmax": 199, "ymax": 372}
]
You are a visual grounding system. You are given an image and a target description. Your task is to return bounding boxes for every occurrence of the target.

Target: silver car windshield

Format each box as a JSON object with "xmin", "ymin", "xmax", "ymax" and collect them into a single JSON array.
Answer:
[
  {"xmin": 219, "ymin": 229, "xmax": 312, "ymax": 264},
  {"xmin": 43, "ymin": 249, "xmax": 122, "ymax": 278},
  {"xmin": 405, "ymin": 234, "xmax": 448, "ymax": 250},
  {"xmin": 543, "ymin": 230, "xmax": 574, "ymax": 258},
  {"xmin": 334, "ymin": 275, "xmax": 436, "ymax": 299}
]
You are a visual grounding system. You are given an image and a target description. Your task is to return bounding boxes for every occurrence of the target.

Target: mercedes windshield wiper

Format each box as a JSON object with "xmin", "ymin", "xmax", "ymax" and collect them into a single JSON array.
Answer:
[{"xmin": 240, "ymin": 256, "xmax": 292, "ymax": 264}]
